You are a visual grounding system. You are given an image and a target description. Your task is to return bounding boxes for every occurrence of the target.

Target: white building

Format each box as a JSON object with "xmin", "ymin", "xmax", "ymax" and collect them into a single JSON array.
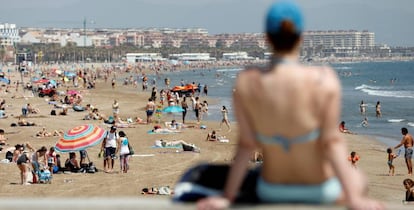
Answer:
[
  {"xmin": 126, "ymin": 53, "xmax": 165, "ymax": 63},
  {"xmin": 169, "ymin": 53, "xmax": 214, "ymax": 61},
  {"xmin": 222, "ymin": 52, "xmax": 254, "ymax": 60},
  {"xmin": 0, "ymin": 23, "xmax": 20, "ymax": 46},
  {"xmin": 303, "ymin": 30, "xmax": 375, "ymax": 49}
]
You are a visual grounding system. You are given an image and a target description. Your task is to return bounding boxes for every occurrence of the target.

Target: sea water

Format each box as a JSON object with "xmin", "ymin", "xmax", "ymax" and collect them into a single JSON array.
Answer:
[{"xmin": 153, "ymin": 61, "xmax": 414, "ymax": 148}]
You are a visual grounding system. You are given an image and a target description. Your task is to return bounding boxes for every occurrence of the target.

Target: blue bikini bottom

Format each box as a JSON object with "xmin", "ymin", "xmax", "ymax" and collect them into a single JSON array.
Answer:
[{"xmin": 256, "ymin": 176, "xmax": 342, "ymax": 204}]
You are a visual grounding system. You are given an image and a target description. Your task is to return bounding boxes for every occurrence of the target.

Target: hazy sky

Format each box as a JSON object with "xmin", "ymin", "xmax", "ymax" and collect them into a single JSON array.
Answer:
[{"xmin": 0, "ymin": 0, "xmax": 413, "ymax": 46}]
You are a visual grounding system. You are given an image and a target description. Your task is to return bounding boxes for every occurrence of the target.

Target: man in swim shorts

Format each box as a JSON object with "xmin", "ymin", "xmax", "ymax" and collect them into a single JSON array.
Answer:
[
  {"xmin": 145, "ymin": 98, "xmax": 155, "ymax": 123},
  {"xmin": 395, "ymin": 127, "xmax": 414, "ymax": 175}
]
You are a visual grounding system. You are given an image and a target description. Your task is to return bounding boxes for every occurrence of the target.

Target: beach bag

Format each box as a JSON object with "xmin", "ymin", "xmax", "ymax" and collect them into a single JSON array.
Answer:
[
  {"xmin": 128, "ymin": 143, "xmax": 135, "ymax": 155},
  {"xmin": 182, "ymin": 144, "xmax": 200, "ymax": 152},
  {"xmin": 39, "ymin": 169, "xmax": 52, "ymax": 184},
  {"xmin": 87, "ymin": 162, "xmax": 97, "ymax": 173},
  {"xmin": 173, "ymin": 163, "xmax": 259, "ymax": 203},
  {"xmin": 50, "ymin": 109, "xmax": 56, "ymax": 116},
  {"xmin": 5, "ymin": 151, "xmax": 13, "ymax": 162}
]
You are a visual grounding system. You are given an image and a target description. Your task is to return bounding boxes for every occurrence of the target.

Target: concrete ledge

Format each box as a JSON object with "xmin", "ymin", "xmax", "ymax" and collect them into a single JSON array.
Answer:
[{"xmin": 0, "ymin": 198, "xmax": 410, "ymax": 210}]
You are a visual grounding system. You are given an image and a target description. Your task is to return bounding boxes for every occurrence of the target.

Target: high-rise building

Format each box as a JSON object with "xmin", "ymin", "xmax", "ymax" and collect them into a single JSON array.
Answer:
[
  {"xmin": 302, "ymin": 30, "xmax": 375, "ymax": 49},
  {"xmin": 0, "ymin": 23, "xmax": 20, "ymax": 46}
]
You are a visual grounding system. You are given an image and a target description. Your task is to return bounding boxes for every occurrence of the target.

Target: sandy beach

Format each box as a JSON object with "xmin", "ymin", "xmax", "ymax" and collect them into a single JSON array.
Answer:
[{"xmin": 0, "ymin": 65, "xmax": 411, "ymax": 209}]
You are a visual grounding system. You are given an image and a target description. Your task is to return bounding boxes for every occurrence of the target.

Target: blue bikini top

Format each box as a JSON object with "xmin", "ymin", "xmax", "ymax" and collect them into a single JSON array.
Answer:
[{"xmin": 256, "ymin": 129, "xmax": 320, "ymax": 152}]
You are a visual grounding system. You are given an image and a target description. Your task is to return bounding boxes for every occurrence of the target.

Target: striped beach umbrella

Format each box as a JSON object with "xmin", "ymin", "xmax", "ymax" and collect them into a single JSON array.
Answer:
[{"xmin": 55, "ymin": 124, "xmax": 107, "ymax": 152}]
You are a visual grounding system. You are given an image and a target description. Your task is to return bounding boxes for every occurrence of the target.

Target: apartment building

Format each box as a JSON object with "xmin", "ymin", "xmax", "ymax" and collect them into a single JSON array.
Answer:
[
  {"xmin": 0, "ymin": 23, "xmax": 20, "ymax": 46},
  {"xmin": 302, "ymin": 30, "xmax": 375, "ymax": 49}
]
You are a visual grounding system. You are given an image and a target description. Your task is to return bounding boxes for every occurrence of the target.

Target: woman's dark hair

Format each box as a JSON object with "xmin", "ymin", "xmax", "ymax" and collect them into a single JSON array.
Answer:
[
  {"xmin": 38, "ymin": 146, "xmax": 47, "ymax": 153},
  {"xmin": 119, "ymin": 131, "xmax": 126, "ymax": 137},
  {"xmin": 403, "ymin": 178, "xmax": 414, "ymax": 187},
  {"xmin": 267, "ymin": 20, "xmax": 301, "ymax": 53}
]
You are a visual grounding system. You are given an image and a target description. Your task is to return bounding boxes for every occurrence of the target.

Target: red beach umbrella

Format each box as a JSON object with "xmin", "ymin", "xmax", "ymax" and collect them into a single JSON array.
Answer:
[
  {"xmin": 33, "ymin": 78, "xmax": 50, "ymax": 84},
  {"xmin": 55, "ymin": 124, "xmax": 107, "ymax": 152}
]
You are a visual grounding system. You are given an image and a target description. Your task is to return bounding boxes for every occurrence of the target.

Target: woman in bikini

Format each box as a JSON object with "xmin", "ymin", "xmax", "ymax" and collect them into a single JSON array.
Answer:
[{"xmin": 196, "ymin": 1, "xmax": 383, "ymax": 210}]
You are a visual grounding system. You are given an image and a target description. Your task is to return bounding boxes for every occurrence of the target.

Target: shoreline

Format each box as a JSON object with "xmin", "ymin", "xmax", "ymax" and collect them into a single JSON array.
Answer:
[{"xmin": 0, "ymin": 63, "xmax": 412, "ymax": 208}]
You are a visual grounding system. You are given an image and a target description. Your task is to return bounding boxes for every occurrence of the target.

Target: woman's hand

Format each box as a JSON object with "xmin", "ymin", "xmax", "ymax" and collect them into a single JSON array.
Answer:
[{"xmin": 197, "ymin": 196, "xmax": 231, "ymax": 210}]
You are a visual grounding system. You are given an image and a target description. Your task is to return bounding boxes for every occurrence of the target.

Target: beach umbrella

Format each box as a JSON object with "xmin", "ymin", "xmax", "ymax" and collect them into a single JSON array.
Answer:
[
  {"xmin": 33, "ymin": 78, "xmax": 50, "ymax": 84},
  {"xmin": 67, "ymin": 90, "xmax": 80, "ymax": 95},
  {"xmin": 0, "ymin": 77, "xmax": 9, "ymax": 84},
  {"xmin": 162, "ymin": 105, "xmax": 184, "ymax": 113},
  {"xmin": 162, "ymin": 105, "xmax": 184, "ymax": 120},
  {"xmin": 55, "ymin": 124, "xmax": 107, "ymax": 152},
  {"xmin": 65, "ymin": 72, "xmax": 76, "ymax": 77}
]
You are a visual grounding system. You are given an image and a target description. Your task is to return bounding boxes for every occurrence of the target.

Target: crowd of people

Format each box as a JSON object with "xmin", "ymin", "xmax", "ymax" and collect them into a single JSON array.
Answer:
[{"xmin": 0, "ymin": 1, "xmax": 412, "ymax": 208}]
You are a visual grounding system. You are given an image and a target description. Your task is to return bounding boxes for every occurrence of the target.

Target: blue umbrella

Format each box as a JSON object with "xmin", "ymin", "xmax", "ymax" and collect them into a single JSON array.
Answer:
[
  {"xmin": 65, "ymin": 72, "xmax": 76, "ymax": 77},
  {"xmin": 162, "ymin": 106, "xmax": 184, "ymax": 113},
  {"xmin": 0, "ymin": 77, "xmax": 9, "ymax": 84},
  {"xmin": 49, "ymin": 79, "xmax": 57, "ymax": 86}
]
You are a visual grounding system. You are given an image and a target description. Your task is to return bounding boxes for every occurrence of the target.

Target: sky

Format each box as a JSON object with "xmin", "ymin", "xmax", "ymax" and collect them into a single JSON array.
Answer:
[{"xmin": 0, "ymin": 0, "xmax": 413, "ymax": 47}]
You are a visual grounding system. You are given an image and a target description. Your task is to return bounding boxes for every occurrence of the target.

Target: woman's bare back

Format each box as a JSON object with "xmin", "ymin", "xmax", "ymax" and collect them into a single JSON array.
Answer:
[{"xmin": 235, "ymin": 63, "xmax": 340, "ymax": 183}]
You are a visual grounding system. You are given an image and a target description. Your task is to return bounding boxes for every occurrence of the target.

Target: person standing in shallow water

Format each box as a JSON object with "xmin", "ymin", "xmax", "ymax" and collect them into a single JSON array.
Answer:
[
  {"xmin": 196, "ymin": 1, "xmax": 383, "ymax": 209},
  {"xmin": 375, "ymin": 101, "xmax": 382, "ymax": 118},
  {"xmin": 394, "ymin": 127, "xmax": 414, "ymax": 175},
  {"xmin": 359, "ymin": 100, "xmax": 367, "ymax": 116}
]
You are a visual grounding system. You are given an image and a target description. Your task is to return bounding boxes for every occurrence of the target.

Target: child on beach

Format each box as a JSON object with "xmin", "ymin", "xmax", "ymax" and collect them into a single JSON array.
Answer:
[
  {"xmin": 387, "ymin": 147, "xmax": 398, "ymax": 176},
  {"xmin": 403, "ymin": 178, "xmax": 414, "ymax": 202},
  {"xmin": 348, "ymin": 151, "xmax": 360, "ymax": 168}
]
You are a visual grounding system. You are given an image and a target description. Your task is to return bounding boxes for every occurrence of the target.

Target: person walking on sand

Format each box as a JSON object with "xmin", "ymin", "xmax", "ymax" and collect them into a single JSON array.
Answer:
[
  {"xmin": 112, "ymin": 99, "xmax": 119, "ymax": 119},
  {"xmin": 219, "ymin": 106, "xmax": 231, "ymax": 131},
  {"xmin": 181, "ymin": 97, "xmax": 188, "ymax": 124},
  {"xmin": 387, "ymin": 148, "xmax": 398, "ymax": 176},
  {"xmin": 194, "ymin": 97, "xmax": 202, "ymax": 123},
  {"xmin": 394, "ymin": 127, "xmax": 414, "ymax": 175},
  {"xmin": 117, "ymin": 131, "xmax": 130, "ymax": 173},
  {"xmin": 101, "ymin": 126, "xmax": 118, "ymax": 173},
  {"xmin": 145, "ymin": 98, "xmax": 155, "ymax": 124},
  {"xmin": 196, "ymin": 1, "xmax": 383, "ymax": 209}
]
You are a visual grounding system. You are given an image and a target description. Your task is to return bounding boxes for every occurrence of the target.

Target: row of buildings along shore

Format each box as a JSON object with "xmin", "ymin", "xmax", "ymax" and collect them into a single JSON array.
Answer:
[{"xmin": 1, "ymin": 23, "xmax": 414, "ymax": 62}]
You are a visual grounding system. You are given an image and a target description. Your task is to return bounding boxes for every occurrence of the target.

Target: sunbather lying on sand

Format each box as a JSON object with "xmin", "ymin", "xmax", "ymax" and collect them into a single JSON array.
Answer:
[
  {"xmin": 152, "ymin": 125, "xmax": 181, "ymax": 133},
  {"xmin": 154, "ymin": 139, "xmax": 200, "ymax": 152}
]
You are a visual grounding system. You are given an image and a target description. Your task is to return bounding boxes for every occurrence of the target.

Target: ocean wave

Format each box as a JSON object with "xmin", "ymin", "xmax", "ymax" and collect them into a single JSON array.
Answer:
[
  {"xmin": 216, "ymin": 68, "xmax": 243, "ymax": 72},
  {"xmin": 387, "ymin": 119, "xmax": 405, "ymax": 123},
  {"xmin": 355, "ymin": 84, "xmax": 392, "ymax": 90},
  {"xmin": 361, "ymin": 89, "xmax": 414, "ymax": 98},
  {"xmin": 355, "ymin": 84, "xmax": 414, "ymax": 98},
  {"xmin": 407, "ymin": 122, "xmax": 414, "ymax": 127},
  {"xmin": 334, "ymin": 66, "xmax": 352, "ymax": 70}
]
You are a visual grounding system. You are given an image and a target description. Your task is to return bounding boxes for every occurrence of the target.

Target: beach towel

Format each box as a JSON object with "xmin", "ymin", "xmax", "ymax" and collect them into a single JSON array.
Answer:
[
  {"xmin": 147, "ymin": 130, "xmax": 177, "ymax": 134},
  {"xmin": 131, "ymin": 154, "xmax": 155, "ymax": 157},
  {"xmin": 173, "ymin": 163, "xmax": 259, "ymax": 203},
  {"xmin": 151, "ymin": 145, "xmax": 182, "ymax": 149}
]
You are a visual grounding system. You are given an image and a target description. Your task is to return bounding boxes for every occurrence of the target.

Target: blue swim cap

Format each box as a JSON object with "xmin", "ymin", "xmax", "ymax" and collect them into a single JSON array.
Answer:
[{"xmin": 266, "ymin": 1, "xmax": 304, "ymax": 34}]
